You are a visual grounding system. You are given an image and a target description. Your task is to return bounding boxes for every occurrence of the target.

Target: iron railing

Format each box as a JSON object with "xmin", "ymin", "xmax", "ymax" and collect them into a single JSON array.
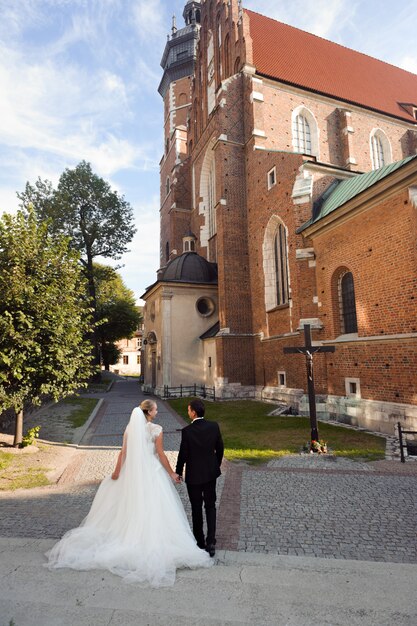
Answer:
[
  {"xmin": 163, "ymin": 384, "xmax": 216, "ymax": 401},
  {"xmin": 397, "ymin": 421, "xmax": 417, "ymax": 463}
]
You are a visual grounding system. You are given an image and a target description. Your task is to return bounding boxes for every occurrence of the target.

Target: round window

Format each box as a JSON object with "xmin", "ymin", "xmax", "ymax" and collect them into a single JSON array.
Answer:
[{"xmin": 196, "ymin": 297, "xmax": 215, "ymax": 317}]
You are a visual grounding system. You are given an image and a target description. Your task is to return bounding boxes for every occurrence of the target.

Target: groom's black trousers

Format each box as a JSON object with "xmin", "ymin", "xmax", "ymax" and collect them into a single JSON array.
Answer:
[{"xmin": 186, "ymin": 479, "xmax": 217, "ymax": 548}]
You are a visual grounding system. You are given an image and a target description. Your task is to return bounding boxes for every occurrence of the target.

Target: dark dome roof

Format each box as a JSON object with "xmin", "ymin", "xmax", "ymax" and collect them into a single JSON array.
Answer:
[{"xmin": 162, "ymin": 252, "xmax": 218, "ymax": 284}]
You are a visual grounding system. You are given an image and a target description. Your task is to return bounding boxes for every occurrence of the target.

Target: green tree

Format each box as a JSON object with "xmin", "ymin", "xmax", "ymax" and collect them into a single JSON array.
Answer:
[
  {"xmin": 94, "ymin": 264, "xmax": 141, "ymax": 370},
  {"xmin": 0, "ymin": 209, "xmax": 94, "ymax": 446},
  {"xmin": 100, "ymin": 342, "xmax": 122, "ymax": 371},
  {"xmin": 17, "ymin": 161, "xmax": 136, "ymax": 372}
]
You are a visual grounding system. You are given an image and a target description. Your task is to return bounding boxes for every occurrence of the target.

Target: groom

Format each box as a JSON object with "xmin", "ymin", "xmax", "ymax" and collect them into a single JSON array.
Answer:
[{"xmin": 176, "ymin": 398, "xmax": 224, "ymax": 557}]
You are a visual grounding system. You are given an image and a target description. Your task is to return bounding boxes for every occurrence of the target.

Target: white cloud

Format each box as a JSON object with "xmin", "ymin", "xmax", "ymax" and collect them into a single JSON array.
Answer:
[
  {"xmin": 398, "ymin": 56, "xmax": 417, "ymax": 75},
  {"xmin": 0, "ymin": 188, "xmax": 20, "ymax": 215},
  {"xmin": 132, "ymin": 0, "xmax": 166, "ymax": 43},
  {"xmin": 103, "ymin": 201, "xmax": 160, "ymax": 300},
  {"xmin": 0, "ymin": 40, "xmax": 143, "ymax": 176}
]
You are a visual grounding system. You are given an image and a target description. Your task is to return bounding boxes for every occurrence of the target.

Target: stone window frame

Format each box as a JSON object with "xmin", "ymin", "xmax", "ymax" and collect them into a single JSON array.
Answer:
[
  {"xmin": 277, "ymin": 370, "xmax": 287, "ymax": 387},
  {"xmin": 370, "ymin": 128, "xmax": 392, "ymax": 170},
  {"xmin": 267, "ymin": 166, "xmax": 277, "ymax": 190},
  {"xmin": 345, "ymin": 377, "xmax": 361, "ymax": 399},
  {"xmin": 196, "ymin": 296, "xmax": 216, "ymax": 317},
  {"xmin": 291, "ymin": 105, "xmax": 320, "ymax": 158}
]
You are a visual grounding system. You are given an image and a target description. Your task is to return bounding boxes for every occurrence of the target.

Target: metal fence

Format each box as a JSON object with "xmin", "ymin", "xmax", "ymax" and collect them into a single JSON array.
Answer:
[
  {"xmin": 163, "ymin": 384, "xmax": 216, "ymax": 401},
  {"xmin": 397, "ymin": 421, "xmax": 417, "ymax": 462}
]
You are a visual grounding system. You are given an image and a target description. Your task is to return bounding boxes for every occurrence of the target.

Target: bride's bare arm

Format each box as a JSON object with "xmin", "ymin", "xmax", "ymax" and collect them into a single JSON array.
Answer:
[
  {"xmin": 111, "ymin": 431, "xmax": 128, "ymax": 480},
  {"xmin": 155, "ymin": 432, "xmax": 181, "ymax": 482}
]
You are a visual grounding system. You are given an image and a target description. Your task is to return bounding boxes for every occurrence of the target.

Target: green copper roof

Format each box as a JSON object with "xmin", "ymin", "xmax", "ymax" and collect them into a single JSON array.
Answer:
[{"xmin": 298, "ymin": 154, "xmax": 417, "ymax": 232}]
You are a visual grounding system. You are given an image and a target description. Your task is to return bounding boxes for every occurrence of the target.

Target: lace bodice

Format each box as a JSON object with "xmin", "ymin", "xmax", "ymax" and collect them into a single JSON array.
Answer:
[{"xmin": 145, "ymin": 422, "xmax": 162, "ymax": 443}]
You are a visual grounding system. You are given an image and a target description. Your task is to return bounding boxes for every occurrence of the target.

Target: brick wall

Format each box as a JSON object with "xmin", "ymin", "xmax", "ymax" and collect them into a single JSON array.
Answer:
[{"xmin": 156, "ymin": 0, "xmax": 417, "ymax": 409}]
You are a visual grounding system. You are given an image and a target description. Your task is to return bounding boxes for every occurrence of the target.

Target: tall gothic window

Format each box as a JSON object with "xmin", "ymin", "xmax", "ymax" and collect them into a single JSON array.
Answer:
[
  {"xmin": 293, "ymin": 114, "xmax": 312, "ymax": 155},
  {"xmin": 263, "ymin": 217, "xmax": 290, "ymax": 311},
  {"xmin": 340, "ymin": 272, "xmax": 358, "ymax": 333},
  {"xmin": 208, "ymin": 160, "xmax": 216, "ymax": 239},
  {"xmin": 274, "ymin": 224, "xmax": 289, "ymax": 306},
  {"xmin": 291, "ymin": 106, "xmax": 319, "ymax": 158},
  {"xmin": 199, "ymin": 142, "xmax": 217, "ymax": 256},
  {"xmin": 224, "ymin": 34, "xmax": 230, "ymax": 77},
  {"xmin": 370, "ymin": 129, "xmax": 391, "ymax": 170}
]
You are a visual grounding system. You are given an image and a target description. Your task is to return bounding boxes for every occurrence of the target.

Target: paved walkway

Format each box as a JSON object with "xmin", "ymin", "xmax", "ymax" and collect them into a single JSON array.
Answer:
[{"xmin": 1, "ymin": 378, "xmax": 417, "ymax": 624}]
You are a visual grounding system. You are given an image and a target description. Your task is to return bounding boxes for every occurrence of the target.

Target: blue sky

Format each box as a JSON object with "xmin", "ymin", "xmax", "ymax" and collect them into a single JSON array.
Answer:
[{"xmin": 0, "ymin": 0, "xmax": 416, "ymax": 302}]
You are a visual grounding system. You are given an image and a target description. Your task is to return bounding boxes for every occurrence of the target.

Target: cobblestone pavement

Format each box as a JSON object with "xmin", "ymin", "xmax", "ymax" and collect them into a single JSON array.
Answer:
[{"xmin": 1, "ymin": 380, "xmax": 416, "ymax": 565}]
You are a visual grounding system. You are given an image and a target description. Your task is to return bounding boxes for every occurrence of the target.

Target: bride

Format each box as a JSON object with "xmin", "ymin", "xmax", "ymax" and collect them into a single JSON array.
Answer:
[{"xmin": 46, "ymin": 399, "xmax": 212, "ymax": 587}]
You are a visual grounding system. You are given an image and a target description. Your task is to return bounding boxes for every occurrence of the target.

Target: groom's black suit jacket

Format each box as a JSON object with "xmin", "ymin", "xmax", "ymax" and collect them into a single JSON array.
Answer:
[{"xmin": 176, "ymin": 419, "xmax": 224, "ymax": 485}]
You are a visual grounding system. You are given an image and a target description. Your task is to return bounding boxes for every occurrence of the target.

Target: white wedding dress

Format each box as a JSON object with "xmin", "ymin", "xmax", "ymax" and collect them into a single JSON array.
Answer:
[{"xmin": 46, "ymin": 407, "xmax": 212, "ymax": 587}]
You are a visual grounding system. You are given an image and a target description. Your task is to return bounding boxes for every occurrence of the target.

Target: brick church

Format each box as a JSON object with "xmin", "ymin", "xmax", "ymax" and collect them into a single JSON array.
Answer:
[{"xmin": 142, "ymin": 0, "xmax": 417, "ymax": 435}]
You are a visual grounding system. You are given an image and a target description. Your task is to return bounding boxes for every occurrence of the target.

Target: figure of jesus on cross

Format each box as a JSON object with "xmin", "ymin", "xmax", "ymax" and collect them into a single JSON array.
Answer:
[{"xmin": 284, "ymin": 324, "xmax": 335, "ymax": 444}]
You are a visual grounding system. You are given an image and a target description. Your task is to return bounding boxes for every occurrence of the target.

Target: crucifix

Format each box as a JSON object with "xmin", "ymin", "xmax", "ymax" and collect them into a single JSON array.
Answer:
[{"xmin": 283, "ymin": 324, "xmax": 335, "ymax": 442}]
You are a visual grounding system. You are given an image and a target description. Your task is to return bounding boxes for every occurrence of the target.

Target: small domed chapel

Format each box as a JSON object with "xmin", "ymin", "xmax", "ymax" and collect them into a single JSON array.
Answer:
[{"xmin": 141, "ymin": 0, "xmax": 417, "ymax": 434}]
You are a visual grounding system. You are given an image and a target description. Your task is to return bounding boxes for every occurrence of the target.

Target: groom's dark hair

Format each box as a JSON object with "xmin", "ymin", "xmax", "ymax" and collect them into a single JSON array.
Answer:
[{"xmin": 189, "ymin": 398, "xmax": 205, "ymax": 417}]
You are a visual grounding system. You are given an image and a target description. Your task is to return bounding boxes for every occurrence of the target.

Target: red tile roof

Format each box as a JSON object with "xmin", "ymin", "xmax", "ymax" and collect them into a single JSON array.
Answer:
[{"xmin": 246, "ymin": 9, "xmax": 417, "ymax": 124}]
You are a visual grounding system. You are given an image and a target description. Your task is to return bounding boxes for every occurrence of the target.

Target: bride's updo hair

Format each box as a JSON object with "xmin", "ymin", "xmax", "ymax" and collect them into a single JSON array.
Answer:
[{"xmin": 140, "ymin": 399, "xmax": 156, "ymax": 419}]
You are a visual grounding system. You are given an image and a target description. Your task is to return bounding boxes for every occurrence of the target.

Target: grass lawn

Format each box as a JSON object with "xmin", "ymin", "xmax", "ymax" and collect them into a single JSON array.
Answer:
[
  {"xmin": 0, "ymin": 449, "xmax": 50, "ymax": 491},
  {"xmin": 61, "ymin": 397, "xmax": 99, "ymax": 428},
  {"xmin": 168, "ymin": 398, "xmax": 386, "ymax": 464}
]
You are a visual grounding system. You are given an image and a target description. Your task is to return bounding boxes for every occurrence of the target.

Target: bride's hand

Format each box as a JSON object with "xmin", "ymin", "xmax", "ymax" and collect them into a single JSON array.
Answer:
[
  {"xmin": 111, "ymin": 472, "xmax": 119, "ymax": 480},
  {"xmin": 171, "ymin": 472, "xmax": 181, "ymax": 483}
]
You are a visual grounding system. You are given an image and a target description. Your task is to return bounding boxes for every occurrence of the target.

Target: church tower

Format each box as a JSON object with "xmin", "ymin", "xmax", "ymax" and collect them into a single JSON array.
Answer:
[{"xmin": 158, "ymin": 2, "xmax": 201, "ymax": 269}]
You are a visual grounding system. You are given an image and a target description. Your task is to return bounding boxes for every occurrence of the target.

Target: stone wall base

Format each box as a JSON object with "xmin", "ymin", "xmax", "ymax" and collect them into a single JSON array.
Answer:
[
  {"xmin": 256, "ymin": 386, "xmax": 417, "ymax": 436},
  {"xmin": 149, "ymin": 381, "xmax": 417, "ymax": 435},
  {"xmin": 215, "ymin": 382, "xmax": 257, "ymax": 400}
]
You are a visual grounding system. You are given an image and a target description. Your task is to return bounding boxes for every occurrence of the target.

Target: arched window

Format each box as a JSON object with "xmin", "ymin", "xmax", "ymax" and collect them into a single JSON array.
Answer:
[
  {"xmin": 234, "ymin": 57, "xmax": 241, "ymax": 74},
  {"xmin": 216, "ymin": 14, "xmax": 222, "ymax": 83},
  {"xmin": 165, "ymin": 241, "xmax": 170, "ymax": 262},
  {"xmin": 193, "ymin": 97, "xmax": 198, "ymax": 137},
  {"xmin": 207, "ymin": 160, "xmax": 216, "ymax": 239},
  {"xmin": 340, "ymin": 272, "xmax": 358, "ymax": 333},
  {"xmin": 178, "ymin": 93, "xmax": 187, "ymax": 106},
  {"xmin": 370, "ymin": 129, "xmax": 391, "ymax": 170},
  {"xmin": 224, "ymin": 34, "xmax": 230, "ymax": 77},
  {"xmin": 263, "ymin": 216, "xmax": 290, "ymax": 311},
  {"xmin": 198, "ymin": 141, "xmax": 217, "ymax": 255},
  {"xmin": 274, "ymin": 224, "xmax": 289, "ymax": 306},
  {"xmin": 165, "ymin": 177, "xmax": 170, "ymax": 196},
  {"xmin": 207, "ymin": 31, "xmax": 215, "ymax": 115},
  {"xmin": 293, "ymin": 115, "xmax": 311, "ymax": 154},
  {"xmin": 292, "ymin": 106, "xmax": 319, "ymax": 158}
]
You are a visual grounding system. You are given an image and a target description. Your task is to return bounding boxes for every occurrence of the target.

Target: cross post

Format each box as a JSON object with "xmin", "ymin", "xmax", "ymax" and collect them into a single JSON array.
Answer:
[{"xmin": 283, "ymin": 324, "xmax": 335, "ymax": 444}]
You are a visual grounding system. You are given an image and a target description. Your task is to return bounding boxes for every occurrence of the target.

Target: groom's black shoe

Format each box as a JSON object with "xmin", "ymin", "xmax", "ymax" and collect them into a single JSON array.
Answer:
[{"xmin": 205, "ymin": 543, "xmax": 216, "ymax": 557}]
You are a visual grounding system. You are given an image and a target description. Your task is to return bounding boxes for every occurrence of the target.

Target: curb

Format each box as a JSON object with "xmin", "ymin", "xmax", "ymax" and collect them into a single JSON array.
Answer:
[{"xmin": 72, "ymin": 398, "xmax": 104, "ymax": 446}]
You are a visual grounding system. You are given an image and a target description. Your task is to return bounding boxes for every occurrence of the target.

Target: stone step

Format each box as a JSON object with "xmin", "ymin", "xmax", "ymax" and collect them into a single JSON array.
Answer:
[{"xmin": 1, "ymin": 539, "xmax": 416, "ymax": 626}]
